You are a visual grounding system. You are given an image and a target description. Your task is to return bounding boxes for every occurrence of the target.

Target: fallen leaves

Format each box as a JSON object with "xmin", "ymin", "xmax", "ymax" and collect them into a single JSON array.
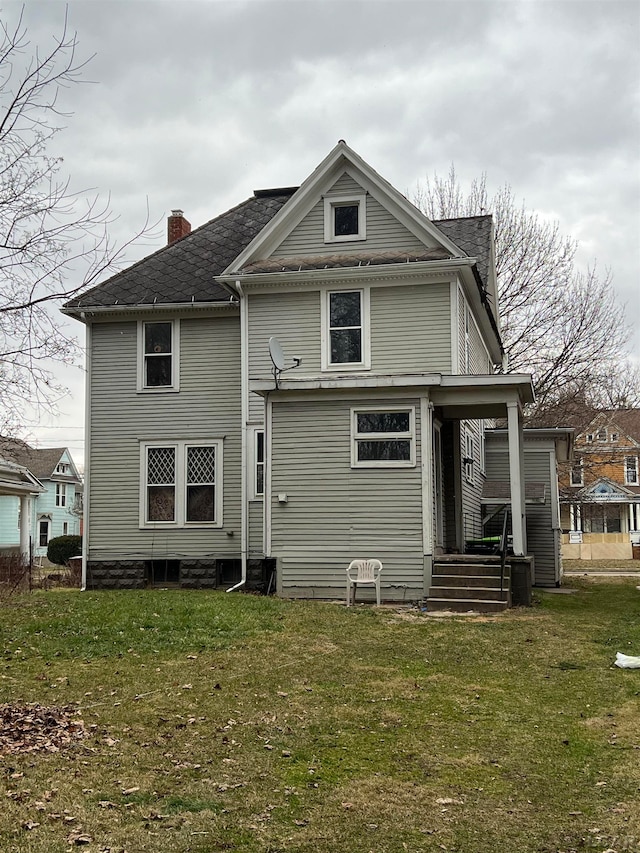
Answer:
[{"xmin": 0, "ymin": 703, "xmax": 86, "ymax": 755}]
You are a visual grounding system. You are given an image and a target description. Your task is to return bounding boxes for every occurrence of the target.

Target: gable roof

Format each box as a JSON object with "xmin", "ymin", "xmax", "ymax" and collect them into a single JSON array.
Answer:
[
  {"xmin": 577, "ymin": 409, "xmax": 640, "ymax": 446},
  {"xmin": 579, "ymin": 476, "xmax": 639, "ymax": 499},
  {"xmin": 64, "ymin": 191, "xmax": 295, "ymax": 311},
  {"xmin": 226, "ymin": 141, "xmax": 470, "ymax": 275},
  {"xmin": 61, "ymin": 144, "xmax": 497, "ymax": 353},
  {"xmin": 0, "ymin": 438, "xmax": 79, "ymax": 482}
]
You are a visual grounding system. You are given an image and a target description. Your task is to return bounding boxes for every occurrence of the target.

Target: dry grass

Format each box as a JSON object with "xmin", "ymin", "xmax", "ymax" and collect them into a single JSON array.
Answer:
[{"xmin": 0, "ymin": 582, "xmax": 639, "ymax": 852}]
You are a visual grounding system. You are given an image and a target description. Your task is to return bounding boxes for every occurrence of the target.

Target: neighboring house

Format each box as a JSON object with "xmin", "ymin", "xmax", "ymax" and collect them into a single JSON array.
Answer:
[
  {"xmin": 0, "ymin": 440, "xmax": 82, "ymax": 559},
  {"xmin": 64, "ymin": 141, "xmax": 542, "ymax": 602},
  {"xmin": 560, "ymin": 410, "xmax": 640, "ymax": 560}
]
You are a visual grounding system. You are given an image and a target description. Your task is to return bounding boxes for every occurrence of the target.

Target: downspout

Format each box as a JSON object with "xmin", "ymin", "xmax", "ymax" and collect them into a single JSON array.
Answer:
[
  {"xmin": 227, "ymin": 280, "xmax": 248, "ymax": 591},
  {"xmin": 81, "ymin": 314, "xmax": 91, "ymax": 591}
]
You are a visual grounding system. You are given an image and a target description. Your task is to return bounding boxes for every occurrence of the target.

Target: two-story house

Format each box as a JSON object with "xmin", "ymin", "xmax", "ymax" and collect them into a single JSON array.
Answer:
[
  {"xmin": 561, "ymin": 410, "xmax": 640, "ymax": 560},
  {"xmin": 0, "ymin": 439, "xmax": 82, "ymax": 559},
  {"xmin": 63, "ymin": 142, "xmax": 536, "ymax": 604}
]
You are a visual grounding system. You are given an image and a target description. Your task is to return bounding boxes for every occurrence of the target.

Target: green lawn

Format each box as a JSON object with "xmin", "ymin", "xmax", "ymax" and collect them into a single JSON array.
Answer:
[{"xmin": 1, "ymin": 581, "xmax": 639, "ymax": 852}]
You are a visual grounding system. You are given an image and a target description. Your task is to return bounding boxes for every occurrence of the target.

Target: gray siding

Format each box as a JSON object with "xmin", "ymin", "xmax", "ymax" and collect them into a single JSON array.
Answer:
[
  {"xmin": 248, "ymin": 288, "xmax": 321, "ymax": 400},
  {"xmin": 460, "ymin": 420, "xmax": 485, "ymax": 542},
  {"xmin": 88, "ymin": 314, "xmax": 241, "ymax": 561},
  {"xmin": 371, "ymin": 283, "xmax": 451, "ymax": 373},
  {"xmin": 270, "ymin": 396, "xmax": 425, "ymax": 600},
  {"xmin": 272, "ymin": 172, "xmax": 428, "ymax": 257},
  {"xmin": 485, "ymin": 443, "xmax": 558, "ymax": 586},
  {"xmin": 248, "ymin": 282, "xmax": 452, "ymax": 389},
  {"xmin": 248, "ymin": 500, "xmax": 264, "ymax": 555}
]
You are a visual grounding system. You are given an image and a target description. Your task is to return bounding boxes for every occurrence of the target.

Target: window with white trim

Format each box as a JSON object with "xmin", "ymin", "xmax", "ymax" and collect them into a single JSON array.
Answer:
[
  {"xmin": 38, "ymin": 518, "xmax": 50, "ymax": 548},
  {"xmin": 138, "ymin": 320, "xmax": 179, "ymax": 391},
  {"xmin": 56, "ymin": 483, "xmax": 66, "ymax": 507},
  {"xmin": 322, "ymin": 289, "xmax": 369, "ymax": 369},
  {"xmin": 570, "ymin": 457, "xmax": 584, "ymax": 487},
  {"xmin": 324, "ymin": 193, "xmax": 366, "ymax": 243},
  {"xmin": 56, "ymin": 462, "xmax": 70, "ymax": 474},
  {"xmin": 141, "ymin": 441, "xmax": 222, "ymax": 527},
  {"xmin": 254, "ymin": 429, "xmax": 265, "ymax": 498},
  {"xmin": 596, "ymin": 428, "xmax": 607, "ymax": 442},
  {"xmin": 625, "ymin": 456, "xmax": 639, "ymax": 486},
  {"xmin": 351, "ymin": 408, "xmax": 415, "ymax": 468},
  {"xmin": 463, "ymin": 429, "xmax": 474, "ymax": 484}
]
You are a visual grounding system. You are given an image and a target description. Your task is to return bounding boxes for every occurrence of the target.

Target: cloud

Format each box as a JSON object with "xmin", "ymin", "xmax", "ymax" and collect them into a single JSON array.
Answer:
[{"xmin": 8, "ymin": 0, "xmax": 640, "ymax": 451}]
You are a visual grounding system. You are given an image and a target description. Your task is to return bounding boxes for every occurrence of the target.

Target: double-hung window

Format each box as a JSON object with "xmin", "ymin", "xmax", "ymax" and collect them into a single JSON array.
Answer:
[
  {"xmin": 322, "ymin": 289, "xmax": 370, "ymax": 370},
  {"xmin": 56, "ymin": 483, "xmax": 66, "ymax": 507},
  {"xmin": 351, "ymin": 408, "xmax": 415, "ymax": 468},
  {"xmin": 138, "ymin": 320, "xmax": 179, "ymax": 391},
  {"xmin": 142, "ymin": 440, "xmax": 222, "ymax": 527},
  {"xmin": 625, "ymin": 456, "xmax": 639, "ymax": 486}
]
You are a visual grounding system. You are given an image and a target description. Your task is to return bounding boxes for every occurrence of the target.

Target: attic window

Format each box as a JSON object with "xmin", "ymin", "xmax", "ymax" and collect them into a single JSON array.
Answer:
[{"xmin": 324, "ymin": 193, "xmax": 366, "ymax": 243}]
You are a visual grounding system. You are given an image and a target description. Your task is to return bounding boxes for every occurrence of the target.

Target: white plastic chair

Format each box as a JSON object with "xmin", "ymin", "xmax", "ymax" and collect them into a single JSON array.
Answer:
[{"xmin": 346, "ymin": 559, "xmax": 382, "ymax": 606}]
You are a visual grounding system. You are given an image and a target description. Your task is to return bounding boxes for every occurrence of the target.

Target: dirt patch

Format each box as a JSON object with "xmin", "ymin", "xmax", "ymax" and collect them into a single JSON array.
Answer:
[{"xmin": 0, "ymin": 703, "xmax": 86, "ymax": 755}]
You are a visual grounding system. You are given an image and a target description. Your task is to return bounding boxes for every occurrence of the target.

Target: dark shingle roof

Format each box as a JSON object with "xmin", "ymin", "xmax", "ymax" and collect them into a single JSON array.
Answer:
[
  {"xmin": 64, "ymin": 189, "xmax": 493, "ymax": 310},
  {"xmin": 433, "ymin": 216, "xmax": 492, "ymax": 289},
  {"xmin": 64, "ymin": 192, "xmax": 295, "ymax": 310}
]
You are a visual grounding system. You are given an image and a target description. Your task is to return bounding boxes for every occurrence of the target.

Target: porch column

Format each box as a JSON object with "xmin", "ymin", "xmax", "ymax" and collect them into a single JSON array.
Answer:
[
  {"xmin": 19, "ymin": 495, "xmax": 31, "ymax": 559},
  {"xmin": 421, "ymin": 395, "xmax": 433, "ymax": 596},
  {"xmin": 506, "ymin": 401, "xmax": 526, "ymax": 556}
]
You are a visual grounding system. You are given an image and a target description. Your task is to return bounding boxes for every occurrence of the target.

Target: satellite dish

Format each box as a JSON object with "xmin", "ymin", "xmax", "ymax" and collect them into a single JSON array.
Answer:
[
  {"xmin": 267, "ymin": 336, "xmax": 302, "ymax": 388},
  {"xmin": 269, "ymin": 337, "xmax": 287, "ymax": 371}
]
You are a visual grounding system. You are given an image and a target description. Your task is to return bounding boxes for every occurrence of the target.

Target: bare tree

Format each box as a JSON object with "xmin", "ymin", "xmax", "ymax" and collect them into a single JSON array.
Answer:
[
  {"xmin": 414, "ymin": 167, "xmax": 635, "ymax": 417},
  {"xmin": 0, "ymin": 9, "xmax": 153, "ymax": 432}
]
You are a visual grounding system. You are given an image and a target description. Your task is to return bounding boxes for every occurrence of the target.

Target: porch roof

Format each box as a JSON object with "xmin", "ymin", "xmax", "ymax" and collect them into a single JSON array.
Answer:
[
  {"xmin": 250, "ymin": 372, "xmax": 534, "ymax": 415},
  {"xmin": 0, "ymin": 459, "xmax": 45, "ymax": 497},
  {"xmin": 482, "ymin": 480, "xmax": 547, "ymax": 505}
]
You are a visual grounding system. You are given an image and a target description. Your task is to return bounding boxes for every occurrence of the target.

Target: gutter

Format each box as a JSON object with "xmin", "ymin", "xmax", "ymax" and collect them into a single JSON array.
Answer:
[{"xmin": 226, "ymin": 280, "xmax": 248, "ymax": 592}]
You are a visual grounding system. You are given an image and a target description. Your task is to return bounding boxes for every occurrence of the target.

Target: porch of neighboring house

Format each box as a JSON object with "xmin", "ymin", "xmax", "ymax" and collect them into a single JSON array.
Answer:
[{"xmin": 561, "ymin": 498, "xmax": 640, "ymax": 560}]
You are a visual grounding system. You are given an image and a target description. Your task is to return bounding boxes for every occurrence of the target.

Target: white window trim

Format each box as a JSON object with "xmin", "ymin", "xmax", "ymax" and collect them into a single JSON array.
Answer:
[
  {"xmin": 38, "ymin": 516, "xmax": 51, "ymax": 548},
  {"xmin": 55, "ymin": 483, "xmax": 67, "ymax": 507},
  {"xmin": 625, "ymin": 455, "xmax": 639, "ymax": 486},
  {"xmin": 463, "ymin": 428, "xmax": 474, "ymax": 484},
  {"xmin": 139, "ymin": 439, "xmax": 223, "ymax": 529},
  {"xmin": 321, "ymin": 287, "xmax": 371, "ymax": 372},
  {"xmin": 570, "ymin": 458, "xmax": 584, "ymax": 487},
  {"xmin": 479, "ymin": 420, "xmax": 486, "ymax": 475},
  {"xmin": 249, "ymin": 427, "xmax": 265, "ymax": 500},
  {"xmin": 137, "ymin": 319, "xmax": 180, "ymax": 393},
  {"xmin": 323, "ymin": 192, "xmax": 367, "ymax": 243},
  {"xmin": 350, "ymin": 406, "xmax": 416, "ymax": 469}
]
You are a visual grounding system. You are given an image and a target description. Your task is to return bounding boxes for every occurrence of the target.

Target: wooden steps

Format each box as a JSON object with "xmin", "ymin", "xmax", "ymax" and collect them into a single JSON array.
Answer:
[{"xmin": 428, "ymin": 555, "xmax": 511, "ymax": 613}]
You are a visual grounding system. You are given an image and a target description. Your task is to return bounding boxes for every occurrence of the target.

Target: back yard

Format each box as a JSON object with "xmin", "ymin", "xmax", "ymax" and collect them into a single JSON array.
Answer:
[{"xmin": 0, "ymin": 581, "xmax": 639, "ymax": 853}]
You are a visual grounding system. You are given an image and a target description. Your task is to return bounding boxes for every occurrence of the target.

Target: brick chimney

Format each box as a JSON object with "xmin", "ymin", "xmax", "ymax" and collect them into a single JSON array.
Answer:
[{"xmin": 167, "ymin": 209, "xmax": 191, "ymax": 244}]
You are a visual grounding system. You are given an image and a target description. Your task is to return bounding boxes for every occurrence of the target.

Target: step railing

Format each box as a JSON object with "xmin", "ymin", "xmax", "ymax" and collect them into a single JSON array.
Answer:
[{"xmin": 499, "ymin": 508, "xmax": 510, "ymax": 597}]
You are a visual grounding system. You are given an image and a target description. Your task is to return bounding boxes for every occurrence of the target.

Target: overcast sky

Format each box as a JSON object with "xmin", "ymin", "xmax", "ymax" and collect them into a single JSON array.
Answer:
[{"xmin": 9, "ymin": 0, "xmax": 640, "ymax": 464}]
